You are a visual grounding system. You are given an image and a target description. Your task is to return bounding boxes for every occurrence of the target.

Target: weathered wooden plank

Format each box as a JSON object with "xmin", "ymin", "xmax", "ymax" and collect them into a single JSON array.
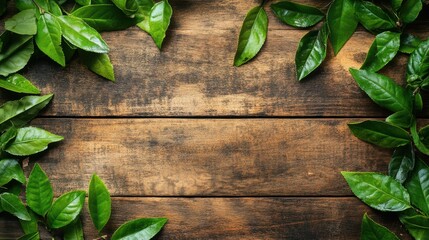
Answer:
[
  {"xmin": 0, "ymin": 197, "xmax": 410, "ymax": 240},
  {"xmin": 26, "ymin": 118, "xmax": 394, "ymax": 196}
]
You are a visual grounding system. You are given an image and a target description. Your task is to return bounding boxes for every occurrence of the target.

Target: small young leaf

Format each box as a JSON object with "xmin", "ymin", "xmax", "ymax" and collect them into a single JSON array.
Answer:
[
  {"xmin": 17, "ymin": 232, "xmax": 39, "ymax": 240},
  {"xmin": 5, "ymin": 9, "xmax": 37, "ymax": 35},
  {"xmin": 361, "ymin": 31, "xmax": 400, "ymax": 72},
  {"xmin": 361, "ymin": 213, "xmax": 400, "ymax": 240},
  {"xmin": 0, "ymin": 159, "xmax": 25, "ymax": 186},
  {"xmin": 0, "ymin": 74, "xmax": 40, "ymax": 94},
  {"xmin": 0, "ymin": 126, "xmax": 18, "ymax": 150},
  {"xmin": 146, "ymin": 0, "xmax": 173, "ymax": 49},
  {"xmin": 407, "ymin": 38, "xmax": 429, "ymax": 87},
  {"xmin": 390, "ymin": 0, "xmax": 403, "ymax": 11},
  {"xmin": 399, "ymin": 0, "xmax": 422, "ymax": 24},
  {"xmin": 5, "ymin": 127, "xmax": 64, "ymax": 156},
  {"xmin": 356, "ymin": 1, "xmax": 397, "ymax": 33},
  {"xmin": 0, "ymin": 192, "xmax": 31, "ymax": 220},
  {"xmin": 47, "ymin": 190, "xmax": 86, "ymax": 229},
  {"xmin": 405, "ymin": 159, "xmax": 429, "ymax": 215},
  {"xmin": 89, "ymin": 174, "xmax": 111, "ymax": 232},
  {"xmin": 26, "ymin": 163, "xmax": 53, "ymax": 216},
  {"xmin": 389, "ymin": 144, "xmax": 415, "ymax": 184},
  {"xmin": 36, "ymin": 13, "xmax": 65, "ymax": 67},
  {"xmin": 79, "ymin": 51, "xmax": 115, "ymax": 81},
  {"xmin": 341, "ymin": 172, "xmax": 411, "ymax": 211},
  {"xmin": 270, "ymin": 1, "xmax": 324, "ymax": 28},
  {"xmin": 233, "ymin": 6, "xmax": 268, "ymax": 66},
  {"xmin": 64, "ymin": 218, "xmax": 84, "ymax": 240},
  {"xmin": 295, "ymin": 23, "xmax": 329, "ymax": 81},
  {"xmin": 111, "ymin": 218, "xmax": 168, "ymax": 240},
  {"xmin": 400, "ymin": 34, "xmax": 422, "ymax": 54},
  {"xmin": 111, "ymin": 0, "xmax": 139, "ymax": 16},
  {"xmin": 386, "ymin": 110, "xmax": 412, "ymax": 128},
  {"xmin": 57, "ymin": 15, "xmax": 109, "ymax": 54},
  {"xmin": 399, "ymin": 209, "xmax": 429, "ymax": 240},
  {"xmin": 327, "ymin": 0, "xmax": 358, "ymax": 55},
  {"xmin": 348, "ymin": 120, "xmax": 410, "ymax": 148},
  {"xmin": 0, "ymin": 33, "xmax": 34, "ymax": 77},
  {"xmin": 19, "ymin": 207, "xmax": 38, "ymax": 235}
]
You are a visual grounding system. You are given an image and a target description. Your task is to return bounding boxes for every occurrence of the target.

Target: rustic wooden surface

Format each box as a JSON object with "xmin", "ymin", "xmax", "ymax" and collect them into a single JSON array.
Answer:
[{"xmin": 1, "ymin": 0, "xmax": 428, "ymax": 239}]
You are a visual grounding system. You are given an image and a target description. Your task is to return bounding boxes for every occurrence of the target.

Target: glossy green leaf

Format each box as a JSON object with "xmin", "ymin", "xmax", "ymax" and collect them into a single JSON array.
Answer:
[
  {"xmin": 350, "ymin": 69, "xmax": 412, "ymax": 113},
  {"xmin": 5, "ymin": 9, "xmax": 37, "ymax": 35},
  {"xmin": 399, "ymin": 0, "xmax": 422, "ymax": 24},
  {"xmin": 36, "ymin": 13, "xmax": 65, "ymax": 67},
  {"xmin": 0, "ymin": 193, "xmax": 31, "ymax": 220},
  {"xmin": 0, "ymin": 159, "xmax": 25, "ymax": 186},
  {"xmin": 390, "ymin": 0, "xmax": 403, "ymax": 11},
  {"xmin": 233, "ymin": 6, "xmax": 268, "ymax": 66},
  {"xmin": 407, "ymin": 38, "xmax": 429, "ymax": 87},
  {"xmin": 47, "ymin": 190, "xmax": 86, "ymax": 229},
  {"xmin": 17, "ymin": 232, "xmax": 39, "ymax": 240},
  {"xmin": 89, "ymin": 174, "xmax": 111, "ymax": 232},
  {"xmin": 79, "ymin": 51, "xmax": 115, "ymax": 81},
  {"xmin": 0, "ymin": 33, "xmax": 34, "ymax": 77},
  {"xmin": 295, "ymin": 23, "xmax": 329, "ymax": 81},
  {"xmin": 270, "ymin": 1, "xmax": 324, "ymax": 28},
  {"xmin": 135, "ymin": 0, "xmax": 154, "ymax": 19},
  {"xmin": 399, "ymin": 209, "xmax": 429, "ymax": 240},
  {"xmin": 0, "ymin": 74, "xmax": 40, "ymax": 94},
  {"xmin": 405, "ymin": 159, "xmax": 429, "ymax": 214},
  {"xmin": 327, "ymin": 0, "xmax": 358, "ymax": 55},
  {"xmin": 0, "ymin": 94, "xmax": 53, "ymax": 132},
  {"xmin": 26, "ymin": 163, "xmax": 53, "ymax": 216},
  {"xmin": 389, "ymin": 144, "xmax": 415, "ymax": 184},
  {"xmin": 0, "ymin": 127, "xmax": 18, "ymax": 150},
  {"xmin": 411, "ymin": 120, "xmax": 429, "ymax": 156},
  {"xmin": 348, "ymin": 120, "xmax": 410, "ymax": 148},
  {"xmin": 400, "ymin": 34, "xmax": 422, "ymax": 54},
  {"xmin": 48, "ymin": 1, "xmax": 62, "ymax": 16},
  {"xmin": 361, "ymin": 213, "xmax": 400, "ymax": 240},
  {"xmin": 342, "ymin": 172, "xmax": 411, "ymax": 211},
  {"xmin": 361, "ymin": 31, "xmax": 400, "ymax": 72},
  {"xmin": 386, "ymin": 110, "xmax": 412, "ymax": 128},
  {"xmin": 356, "ymin": 1, "xmax": 396, "ymax": 33},
  {"xmin": 19, "ymin": 207, "xmax": 38, "ymax": 235},
  {"xmin": 111, "ymin": 218, "xmax": 168, "ymax": 240},
  {"xmin": 145, "ymin": 0, "xmax": 173, "ymax": 49},
  {"xmin": 111, "ymin": 0, "xmax": 138, "ymax": 16},
  {"xmin": 57, "ymin": 15, "xmax": 109, "ymax": 53},
  {"xmin": 5, "ymin": 127, "xmax": 63, "ymax": 156},
  {"xmin": 71, "ymin": 4, "xmax": 136, "ymax": 32},
  {"xmin": 64, "ymin": 218, "xmax": 84, "ymax": 240}
]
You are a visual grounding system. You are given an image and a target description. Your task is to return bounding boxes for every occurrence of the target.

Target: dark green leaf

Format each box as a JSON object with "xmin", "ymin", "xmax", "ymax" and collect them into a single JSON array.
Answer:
[
  {"xmin": 15, "ymin": 0, "xmax": 35, "ymax": 11},
  {"xmin": 414, "ymin": 92, "xmax": 423, "ymax": 112},
  {"xmin": 412, "ymin": 121, "xmax": 429, "ymax": 156},
  {"xmin": 233, "ymin": 6, "xmax": 268, "ymax": 66},
  {"xmin": 356, "ymin": 1, "xmax": 397, "ymax": 33},
  {"xmin": 0, "ymin": 127, "xmax": 18, "ymax": 150},
  {"xmin": 407, "ymin": 38, "xmax": 429, "ymax": 87},
  {"xmin": 36, "ymin": 13, "xmax": 65, "ymax": 67},
  {"xmin": 0, "ymin": 94, "xmax": 53, "ymax": 132},
  {"xmin": 399, "ymin": 0, "xmax": 422, "ymax": 24},
  {"xmin": 5, "ymin": 9, "xmax": 37, "ymax": 35},
  {"xmin": 89, "ymin": 174, "xmax": 111, "ymax": 232},
  {"xmin": 420, "ymin": 125, "xmax": 429, "ymax": 147},
  {"xmin": 400, "ymin": 33, "xmax": 422, "ymax": 54},
  {"xmin": 400, "ymin": 209, "xmax": 429, "ymax": 240},
  {"xmin": 1, "ymin": 180, "xmax": 23, "ymax": 196},
  {"xmin": 405, "ymin": 159, "xmax": 429, "ymax": 215},
  {"xmin": 0, "ymin": 0, "xmax": 6, "ymax": 16},
  {"xmin": 17, "ymin": 232, "xmax": 39, "ymax": 240},
  {"xmin": 389, "ymin": 144, "xmax": 415, "ymax": 184},
  {"xmin": 111, "ymin": 218, "xmax": 168, "ymax": 240},
  {"xmin": 270, "ymin": 1, "xmax": 324, "ymax": 28},
  {"xmin": 0, "ymin": 74, "xmax": 40, "ymax": 94},
  {"xmin": 47, "ymin": 190, "xmax": 86, "ymax": 229},
  {"xmin": 145, "ymin": 0, "xmax": 173, "ymax": 49},
  {"xmin": 0, "ymin": 192, "xmax": 31, "ymax": 220},
  {"xmin": 361, "ymin": 31, "xmax": 400, "ymax": 72},
  {"xmin": 19, "ymin": 208, "xmax": 38, "ymax": 235},
  {"xmin": 327, "ymin": 0, "xmax": 358, "ymax": 55},
  {"xmin": 76, "ymin": 0, "xmax": 90, "ymax": 6},
  {"xmin": 348, "ymin": 120, "xmax": 410, "ymax": 148},
  {"xmin": 26, "ymin": 163, "xmax": 53, "ymax": 216},
  {"xmin": 350, "ymin": 69, "xmax": 412, "ymax": 112},
  {"xmin": 361, "ymin": 213, "xmax": 400, "ymax": 240},
  {"xmin": 79, "ymin": 51, "xmax": 115, "ymax": 81},
  {"xmin": 390, "ymin": 0, "xmax": 403, "ymax": 11},
  {"xmin": 341, "ymin": 172, "xmax": 411, "ymax": 211},
  {"xmin": 111, "ymin": 0, "xmax": 138, "ymax": 16},
  {"xmin": 0, "ymin": 159, "xmax": 25, "ymax": 186},
  {"xmin": 71, "ymin": 4, "xmax": 136, "ymax": 32},
  {"xmin": 57, "ymin": 15, "xmax": 109, "ymax": 53},
  {"xmin": 295, "ymin": 23, "xmax": 329, "ymax": 81},
  {"xmin": 5, "ymin": 127, "xmax": 63, "ymax": 156},
  {"xmin": 0, "ymin": 33, "xmax": 34, "ymax": 77},
  {"xmin": 386, "ymin": 110, "xmax": 412, "ymax": 128},
  {"xmin": 64, "ymin": 218, "xmax": 84, "ymax": 240}
]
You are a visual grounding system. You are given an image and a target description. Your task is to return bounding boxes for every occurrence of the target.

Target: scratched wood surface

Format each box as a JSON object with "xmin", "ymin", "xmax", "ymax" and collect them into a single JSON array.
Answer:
[{"xmin": 1, "ymin": 0, "xmax": 428, "ymax": 239}]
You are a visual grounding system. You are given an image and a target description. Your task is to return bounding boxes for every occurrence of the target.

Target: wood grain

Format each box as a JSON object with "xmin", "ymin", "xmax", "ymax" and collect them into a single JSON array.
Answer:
[{"xmin": 0, "ymin": 197, "xmax": 410, "ymax": 240}]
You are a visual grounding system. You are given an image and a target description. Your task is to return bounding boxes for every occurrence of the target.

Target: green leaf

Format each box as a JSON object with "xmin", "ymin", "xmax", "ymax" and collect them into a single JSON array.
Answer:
[
  {"xmin": 270, "ymin": 1, "xmax": 324, "ymax": 28},
  {"xmin": 399, "ymin": 0, "xmax": 422, "ymax": 24},
  {"xmin": 64, "ymin": 218, "xmax": 84, "ymax": 240},
  {"xmin": 111, "ymin": 218, "xmax": 168, "ymax": 240},
  {"xmin": 405, "ymin": 159, "xmax": 429, "ymax": 215},
  {"xmin": 135, "ymin": 0, "xmax": 154, "ymax": 19},
  {"xmin": 145, "ymin": 0, "xmax": 173, "ymax": 49},
  {"xmin": 0, "ymin": 74, "xmax": 40, "ymax": 94},
  {"xmin": 399, "ymin": 209, "xmax": 429, "ymax": 240},
  {"xmin": 0, "ymin": 159, "xmax": 25, "ymax": 186},
  {"xmin": 341, "ymin": 172, "xmax": 411, "ymax": 211},
  {"xmin": 5, "ymin": 127, "xmax": 63, "ymax": 156},
  {"xmin": 36, "ymin": 13, "xmax": 65, "ymax": 67},
  {"xmin": 361, "ymin": 31, "xmax": 400, "ymax": 72},
  {"xmin": 111, "ymin": 0, "xmax": 139, "ymax": 16},
  {"xmin": 89, "ymin": 174, "xmax": 111, "ymax": 232},
  {"xmin": 407, "ymin": 38, "xmax": 429, "ymax": 87},
  {"xmin": 47, "ymin": 190, "xmax": 86, "ymax": 229},
  {"xmin": 57, "ymin": 15, "xmax": 109, "ymax": 53},
  {"xmin": 327, "ymin": 0, "xmax": 358, "ymax": 55},
  {"xmin": 414, "ymin": 92, "xmax": 423, "ymax": 113},
  {"xmin": 17, "ymin": 232, "xmax": 39, "ymax": 240},
  {"xmin": 389, "ymin": 144, "xmax": 415, "ymax": 184},
  {"xmin": 0, "ymin": 33, "xmax": 34, "ymax": 77},
  {"xmin": 356, "ymin": 1, "xmax": 397, "ymax": 33},
  {"xmin": 386, "ymin": 110, "xmax": 413, "ymax": 128},
  {"xmin": 76, "ymin": 0, "xmax": 90, "ymax": 6},
  {"xmin": 412, "ymin": 120, "xmax": 429, "ymax": 156},
  {"xmin": 1, "ymin": 180, "xmax": 23, "ymax": 196},
  {"xmin": 48, "ymin": 1, "xmax": 62, "ymax": 16},
  {"xmin": 19, "ymin": 207, "xmax": 39, "ymax": 235},
  {"xmin": 361, "ymin": 213, "xmax": 400, "ymax": 240},
  {"xmin": 0, "ymin": 192, "xmax": 31, "ymax": 220},
  {"xmin": 26, "ymin": 163, "xmax": 53, "ymax": 216},
  {"xmin": 400, "ymin": 34, "xmax": 422, "ymax": 54},
  {"xmin": 348, "ymin": 120, "xmax": 410, "ymax": 148},
  {"xmin": 79, "ymin": 51, "xmax": 115, "ymax": 81},
  {"xmin": 0, "ymin": 94, "xmax": 53, "ymax": 132},
  {"xmin": 390, "ymin": 0, "xmax": 403, "ymax": 11},
  {"xmin": 0, "ymin": 127, "xmax": 18, "ymax": 150},
  {"xmin": 420, "ymin": 125, "xmax": 429, "ymax": 147},
  {"xmin": 349, "ymin": 69, "xmax": 412, "ymax": 113},
  {"xmin": 295, "ymin": 23, "xmax": 329, "ymax": 81},
  {"xmin": 5, "ymin": 9, "xmax": 37, "ymax": 35},
  {"xmin": 15, "ymin": 0, "xmax": 35, "ymax": 11},
  {"xmin": 71, "ymin": 4, "xmax": 136, "ymax": 32},
  {"xmin": 233, "ymin": 6, "xmax": 268, "ymax": 66}
]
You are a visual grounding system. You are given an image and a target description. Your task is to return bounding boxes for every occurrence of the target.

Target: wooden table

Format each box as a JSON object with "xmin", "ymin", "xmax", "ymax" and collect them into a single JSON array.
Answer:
[{"xmin": 1, "ymin": 0, "xmax": 426, "ymax": 239}]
